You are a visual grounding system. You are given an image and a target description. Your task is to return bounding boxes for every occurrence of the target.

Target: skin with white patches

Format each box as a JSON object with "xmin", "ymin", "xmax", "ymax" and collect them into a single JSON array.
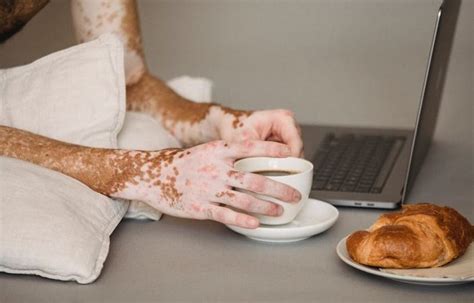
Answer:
[
  {"xmin": 0, "ymin": 1, "xmax": 304, "ymax": 228},
  {"xmin": 71, "ymin": 0, "xmax": 146, "ymax": 84},
  {"xmin": 219, "ymin": 109, "xmax": 304, "ymax": 157},
  {"xmin": 71, "ymin": 0, "xmax": 304, "ymax": 153},
  {"xmin": 0, "ymin": 126, "xmax": 301, "ymax": 228}
]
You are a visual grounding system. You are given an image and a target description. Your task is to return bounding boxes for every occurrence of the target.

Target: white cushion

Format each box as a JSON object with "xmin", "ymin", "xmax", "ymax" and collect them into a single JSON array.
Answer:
[
  {"xmin": 118, "ymin": 112, "xmax": 181, "ymax": 151},
  {"xmin": 0, "ymin": 34, "xmax": 126, "ymax": 148},
  {"xmin": 0, "ymin": 34, "xmax": 127, "ymax": 283},
  {"xmin": 0, "ymin": 157, "xmax": 128, "ymax": 284},
  {"xmin": 167, "ymin": 76, "xmax": 213, "ymax": 103}
]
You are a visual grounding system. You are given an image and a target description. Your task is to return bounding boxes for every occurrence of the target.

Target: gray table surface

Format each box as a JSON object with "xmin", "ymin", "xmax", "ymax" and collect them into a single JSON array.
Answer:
[{"xmin": 1, "ymin": 123, "xmax": 473, "ymax": 303}]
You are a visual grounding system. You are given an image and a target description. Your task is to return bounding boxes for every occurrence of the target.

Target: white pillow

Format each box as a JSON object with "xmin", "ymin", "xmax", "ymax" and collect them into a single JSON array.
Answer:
[
  {"xmin": 0, "ymin": 34, "xmax": 126, "ymax": 148},
  {"xmin": 0, "ymin": 34, "xmax": 127, "ymax": 283},
  {"xmin": 118, "ymin": 112, "xmax": 181, "ymax": 151},
  {"xmin": 0, "ymin": 157, "xmax": 128, "ymax": 284},
  {"xmin": 167, "ymin": 76, "xmax": 213, "ymax": 103}
]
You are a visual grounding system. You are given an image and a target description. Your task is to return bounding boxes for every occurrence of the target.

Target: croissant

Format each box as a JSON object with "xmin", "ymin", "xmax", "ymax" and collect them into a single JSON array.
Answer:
[{"xmin": 346, "ymin": 203, "xmax": 473, "ymax": 268}]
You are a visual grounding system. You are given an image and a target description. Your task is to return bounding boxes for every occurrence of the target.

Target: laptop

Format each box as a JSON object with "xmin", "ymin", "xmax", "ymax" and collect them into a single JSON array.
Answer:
[{"xmin": 307, "ymin": 0, "xmax": 460, "ymax": 209}]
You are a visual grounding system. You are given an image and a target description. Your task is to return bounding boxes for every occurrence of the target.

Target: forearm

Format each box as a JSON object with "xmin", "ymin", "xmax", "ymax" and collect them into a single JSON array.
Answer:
[
  {"xmin": 0, "ymin": 125, "xmax": 181, "ymax": 200},
  {"xmin": 71, "ymin": 0, "xmax": 146, "ymax": 85},
  {"xmin": 126, "ymin": 73, "xmax": 250, "ymax": 146}
]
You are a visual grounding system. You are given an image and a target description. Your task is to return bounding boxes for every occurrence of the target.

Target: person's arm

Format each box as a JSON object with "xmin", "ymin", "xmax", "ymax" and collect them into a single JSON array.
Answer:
[
  {"xmin": 70, "ymin": 0, "xmax": 243, "ymax": 146},
  {"xmin": 1, "ymin": 125, "xmax": 300, "ymax": 228},
  {"xmin": 70, "ymin": 0, "xmax": 303, "ymax": 155}
]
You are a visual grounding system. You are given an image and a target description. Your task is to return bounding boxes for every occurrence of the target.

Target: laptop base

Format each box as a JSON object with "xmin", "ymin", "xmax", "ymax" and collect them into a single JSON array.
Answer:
[{"xmin": 303, "ymin": 124, "xmax": 412, "ymax": 209}]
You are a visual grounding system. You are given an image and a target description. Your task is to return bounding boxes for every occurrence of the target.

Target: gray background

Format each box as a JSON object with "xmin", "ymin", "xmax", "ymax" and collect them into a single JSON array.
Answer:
[
  {"xmin": 0, "ymin": 1, "xmax": 473, "ymax": 302},
  {"xmin": 0, "ymin": 0, "xmax": 472, "ymax": 133}
]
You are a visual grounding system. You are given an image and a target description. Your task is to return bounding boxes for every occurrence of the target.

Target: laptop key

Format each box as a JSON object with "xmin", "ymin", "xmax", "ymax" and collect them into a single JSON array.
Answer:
[
  {"xmin": 344, "ymin": 180, "xmax": 357, "ymax": 186},
  {"xmin": 312, "ymin": 181, "xmax": 327, "ymax": 190},
  {"xmin": 324, "ymin": 183, "xmax": 340, "ymax": 191}
]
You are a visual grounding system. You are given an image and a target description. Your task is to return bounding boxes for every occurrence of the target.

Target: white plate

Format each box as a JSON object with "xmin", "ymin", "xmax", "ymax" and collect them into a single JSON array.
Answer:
[
  {"xmin": 226, "ymin": 198, "xmax": 338, "ymax": 243},
  {"xmin": 336, "ymin": 236, "xmax": 474, "ymax": 285}
]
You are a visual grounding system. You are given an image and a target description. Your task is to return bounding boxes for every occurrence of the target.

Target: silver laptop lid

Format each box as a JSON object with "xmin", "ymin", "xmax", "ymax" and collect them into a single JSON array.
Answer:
[{"xmin": 401, "ymin": 0, "xmax": 460, "ymax": 201}]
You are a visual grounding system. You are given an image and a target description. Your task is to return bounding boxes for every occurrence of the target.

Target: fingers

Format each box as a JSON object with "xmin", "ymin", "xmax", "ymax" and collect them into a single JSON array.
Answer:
[
  {"xmin": 261, "ymin": 109, "xmax": 303, "ymax": 157},
  {"xmin": 275, "ymin": 116, "xmax": 303, "ymax": 158},
  {"xmin": 226, "ymin": 171, "xmax": 301, "ymax": 203},
  {"xmin": 205, "ymin": 204, "xmax": 259, "ymax": 229},
  {"xmin": 213, "ymin": 190, "xmax": 282, "ymax": 216},
  {"xmin": 225, "ymin": 140, "xmax": 292, "ymax": 159}
]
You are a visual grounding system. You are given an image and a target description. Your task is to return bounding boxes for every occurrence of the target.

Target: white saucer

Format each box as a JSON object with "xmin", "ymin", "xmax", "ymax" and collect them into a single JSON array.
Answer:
[
  {"xmin": 336, "ymin": 236, "xmax": 474, "ymax": 286},
  {"xmin": 226, "ymin": 198, "xmax": 339, "ymax": 243}
]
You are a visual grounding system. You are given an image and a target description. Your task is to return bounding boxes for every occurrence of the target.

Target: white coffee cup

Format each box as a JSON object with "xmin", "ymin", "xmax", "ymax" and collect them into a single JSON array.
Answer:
[{"xmin": 234, "ymin": 157, "xmax": 314, "ymax": 225}]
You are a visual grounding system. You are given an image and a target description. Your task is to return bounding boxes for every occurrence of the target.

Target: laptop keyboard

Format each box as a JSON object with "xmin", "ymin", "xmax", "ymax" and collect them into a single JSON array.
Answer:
[{"xmin": 312, "ymin": 134, "xmax": 405, "ymax": 193}]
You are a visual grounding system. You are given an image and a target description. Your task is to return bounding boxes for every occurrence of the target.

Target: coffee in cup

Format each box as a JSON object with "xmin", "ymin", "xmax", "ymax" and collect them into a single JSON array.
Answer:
[
  {"xmin": 234, "ymin": 157, "xmax": 314, "ymax": 225},
  {"xmin": 253, "ymin": 170, "xmax": 300, "ymax": 176}
]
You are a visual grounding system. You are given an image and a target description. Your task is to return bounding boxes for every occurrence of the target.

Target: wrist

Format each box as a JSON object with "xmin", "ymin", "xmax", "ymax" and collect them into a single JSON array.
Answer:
[
  {"xmin": 209, "ymin": 105, "xmax": 251, "ymax": 140},
  {"xmin": 105, "ymin": 150, "xmax": 155, "ymax": 201},
  {"xmin": 207, "ymin": 105, "xmax": 227, "ymax": 140},
  {"xmin": 125, "ymin": 62, "xmax": 147, "ymax": 86},
  {"xmin": 107, "ymin": 149, "xmax": 183, "ymax": 206}
]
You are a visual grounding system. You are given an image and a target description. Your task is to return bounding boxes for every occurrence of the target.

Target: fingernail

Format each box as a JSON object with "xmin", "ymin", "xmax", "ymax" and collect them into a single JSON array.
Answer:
[
  {"xmin": 276, "ymin": 205, "xmax": 284, "ymax": 216},
  {"xmin": 247, "ymin": 217, "xmax": 259, "ymax": 228},
  {"xmin": 293, "ymin": 191, "xmax": 302, "ymax": 203}
]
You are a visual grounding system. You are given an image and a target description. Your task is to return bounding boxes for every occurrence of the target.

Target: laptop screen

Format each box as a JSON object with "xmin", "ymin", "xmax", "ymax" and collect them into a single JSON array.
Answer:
[{"xmin": 403, "ymin": 0, "xmax": 460, "ymax": 198}]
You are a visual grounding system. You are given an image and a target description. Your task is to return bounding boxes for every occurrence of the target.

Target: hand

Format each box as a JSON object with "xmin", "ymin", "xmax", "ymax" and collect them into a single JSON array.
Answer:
[
  {"xmin": 218, "ymin": 109, "xmax": 304, "ymax": 157},
  {"xmin": 119, "ymin": 140, "xmax": 301, "ymax": 228}
]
